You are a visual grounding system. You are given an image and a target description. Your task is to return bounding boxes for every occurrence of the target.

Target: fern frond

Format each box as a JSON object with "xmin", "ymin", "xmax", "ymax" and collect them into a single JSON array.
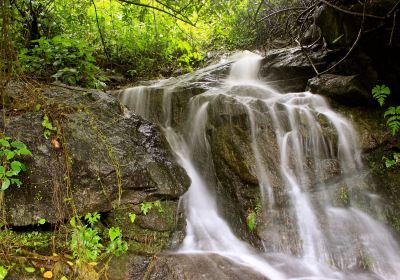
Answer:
[
  {"xmin": 388, "ymin": 120, "xmax": 400, "ymax": 135},
  {"xmin": 372, "ymin": 85, "xmax": 391, "ymax": 106},
  {"xmin": 384, "ymin": 106, "xmax": 398, "ymax": 118}
]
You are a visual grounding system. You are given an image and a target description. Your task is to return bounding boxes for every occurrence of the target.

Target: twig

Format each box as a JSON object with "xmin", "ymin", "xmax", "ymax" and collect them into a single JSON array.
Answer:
[
  {"xmin": 319, "ymin": 0, "xmax": 384, "ymax": 19},
  {"xmin": 387, "ymin": 0, "xmax": 400, "ymax": 17},
  {"xmin": 295, "ymin": 39, "xmax": 320, "ymax": 75},
  {"xmin": 318, "ymin": 1, "xmax": 366, "ymax": 75},
  {"xmin": 389, "ymin": 9, "xmax": 398, "ymax": 45},
  {"xmin": 257, "ymin": 7, "xmax": 306, "ymax": 23}
]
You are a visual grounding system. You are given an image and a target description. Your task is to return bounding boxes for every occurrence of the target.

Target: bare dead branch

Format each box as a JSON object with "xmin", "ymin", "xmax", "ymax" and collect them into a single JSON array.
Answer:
[
  {"xmin": 257, "ymin": 7, "xmax": 306, "ymax": 23},
  {"xmin": 319, "ymin": 0, "xmax": 384, "ymax": 19}
]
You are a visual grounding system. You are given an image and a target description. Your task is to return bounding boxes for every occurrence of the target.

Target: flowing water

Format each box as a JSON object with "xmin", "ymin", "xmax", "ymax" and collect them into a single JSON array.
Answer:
[{"xmin": 121, "ymin": 52, "xmax": 400, "ymax": 279}]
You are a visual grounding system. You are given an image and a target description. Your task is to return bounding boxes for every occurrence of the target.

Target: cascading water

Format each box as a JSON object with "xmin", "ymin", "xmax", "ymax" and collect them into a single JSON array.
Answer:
[{"xmin": 120, "ymin": 51, "xmax": 400, "ymax": 280}]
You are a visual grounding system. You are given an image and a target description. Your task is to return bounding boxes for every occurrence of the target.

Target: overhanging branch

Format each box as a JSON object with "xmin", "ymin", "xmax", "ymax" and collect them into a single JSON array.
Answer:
[{"xmin": 117, "ymin": 0, "xmax": 196, "ymax": 26}]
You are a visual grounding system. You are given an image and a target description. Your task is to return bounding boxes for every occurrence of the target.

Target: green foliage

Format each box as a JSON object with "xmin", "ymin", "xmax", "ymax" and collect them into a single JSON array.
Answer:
[
  {"xmin": 140, "ymin": 202, "xmax": 153, "ymax": 215},
  {"xmin": 42, "ymin": 115, "xmax": 57, "ymax": 139},
  {"xmin": 10, "ymin": 0, "xmax": 254, "ymax": 81},
  {"xmin": 70, "ymin": 224, "xmax": 103, "ymax": 262},
  {"xmin": 338, "ymin": 187, "xmax": 349, "ymax": 204},
  {"xmin": 247, "ymin": 211, "xmax": 257, "ymax": 231},
  {"xmin": 70, "ymin": 213, "xmax": 128, "ymax": 263},
  {"xmin": 383, "ymin": 152, "xmax": 400, "ymax": 169},
  {"xmin": 37, "ymin": 218, "xmax": 46, "ymax": 225},
  {"xmin": 140, "ymin": 200, "xmax": 164, "ymax": 215},
  {"xmin": 0, "ymin": 266, "xmax": 8, "ymax": 280},
  {"xmin": 84, "ymin": 212, "xmax": 101, "ymax": 227},
  {"xmin": 0, "ymin": 230, "xmax": 52, "ymax": 253},
  {"xmin": 128, "ymin": 213, "xmax": 136, "ymax": 223},
  {"xmin": 247, "ymin": 198, "xmax": 262, "ymax": 231},
  {"xmin": 0, "ymin": 137, "xmax": 32, "ymax": 191},
  {"xmin": 384, "ymin": 106, "xmax": 400, "ymax": 135},
  {"xmin": 106, "ymin": 227, "xmax": 128, "ymax": 256},
  {"xmin": 372, "ymin": 85, "xmax": 391, "ymax": 106},
  {"xmin": 18, "ymin": 35, "xmax": 105, "ymax": 88},
  {"xmin": 24, "ymin": 267, "xmax": 35, "ymax": 273}
]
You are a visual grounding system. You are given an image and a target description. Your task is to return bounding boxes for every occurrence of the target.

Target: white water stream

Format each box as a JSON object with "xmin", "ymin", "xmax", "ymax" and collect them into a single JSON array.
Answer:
[{"xmin": 121, "ymin": 52, "xmax": 400, "ymax": 279}]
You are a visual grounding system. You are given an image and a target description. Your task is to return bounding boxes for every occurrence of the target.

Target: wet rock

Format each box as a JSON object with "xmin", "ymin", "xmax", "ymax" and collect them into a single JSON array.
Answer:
[
  {"xmin": 144, "ymin": 253, "xmax": 269, "ymax": 280},
  {"xmin": 260, "ymin": 47, "xmax": 330, "ymax": 92},
  {"xmin": 307, "ymin": 74, "xmax": 373, "ymax": 106},
  {"xmin": 1, "ymin": 86, "xmax": 190, "ymax": 226}
]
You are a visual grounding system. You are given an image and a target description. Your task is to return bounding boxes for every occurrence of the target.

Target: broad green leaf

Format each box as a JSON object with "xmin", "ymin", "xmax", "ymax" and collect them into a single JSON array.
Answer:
[
  {"xmin": 11, "ymin": 141, "xmax": 26, "ymax": 149},
  {"xmin": 0, "ymin": 139, "xmax": 10, "ymax": 147},
  {"xmin": 0, "ymin": 166, "xmax": 5, "ymax": 174},
  {"xmin": 1, "ymin": 179, "xmax": 10, "ymax": 190},
  {"xmin": 6, "ymin": 170, "xmax": 18, "ymax": 177},
  {"xmin": 11, "ymin": 161, "xmax": 21, "ymax": 172},
  {"xmin": 0, "ymin": 266, "xmax": 8, "ymax": 280},
  {"xmin": 4, "ymin": 150, "xmax": 14, "ymax": 160},
  {"xmin": 108, "ymin": 227, "xmax": 121, "ymax": 241},
  {"xmin": 20, "ymin": 162, "xmax": 27, "ymax": 171},
  {"xmin": 24, "ymin": 267, "xmax": 35, "ymax": 273},
  {"xmin": 18, "ymin": 148, "xmax": 32, "ymax": 156}
]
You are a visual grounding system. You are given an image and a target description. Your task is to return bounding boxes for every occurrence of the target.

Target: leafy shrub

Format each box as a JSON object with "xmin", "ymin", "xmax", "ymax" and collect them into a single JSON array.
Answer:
[
  {"xmin": 0, "ymin": 138, "xmax": 32, "ymax": 191},
  {"xmin": 69, "ymin": 214, "xmax": 128, "ymax": 263},
  {"xmin": 18, "ymin": 35, "xmax": 106, "ymax": 88}
]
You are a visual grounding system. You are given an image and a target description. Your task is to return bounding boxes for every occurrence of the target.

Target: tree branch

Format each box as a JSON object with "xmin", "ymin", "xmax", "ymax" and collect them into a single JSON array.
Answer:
[
  {"xmin": 257, "ymin": 7, "xmax": 305, "ymax": 23},
  {"xmin": 91, "ymin": 0, "xmax": 110, "ymax": 61},
  {"xmin": 319, "ymin": 0, "xmax": 384, "ymax": 20},
  {"xmin": 117, "ymin": 0, "xmax": 196, "ymax": 26}
]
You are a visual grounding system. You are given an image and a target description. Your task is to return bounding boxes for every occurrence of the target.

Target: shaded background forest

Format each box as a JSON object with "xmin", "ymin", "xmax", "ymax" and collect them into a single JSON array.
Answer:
[{"xmin": 0, "ymin": 0, "xmax": 319, "ymax": 88}]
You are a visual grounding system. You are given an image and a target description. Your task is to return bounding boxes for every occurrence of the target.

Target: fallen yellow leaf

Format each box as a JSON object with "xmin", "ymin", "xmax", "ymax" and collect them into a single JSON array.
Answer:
[{"xmin": 43, "ymin": 270, "xmax": 53, "ymax": 279}]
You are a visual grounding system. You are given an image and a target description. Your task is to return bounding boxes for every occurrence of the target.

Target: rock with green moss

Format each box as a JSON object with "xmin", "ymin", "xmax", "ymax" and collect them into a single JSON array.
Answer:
[{"xmin": 0, "ymin": 86, "xmax": 190, "ymax": 226}]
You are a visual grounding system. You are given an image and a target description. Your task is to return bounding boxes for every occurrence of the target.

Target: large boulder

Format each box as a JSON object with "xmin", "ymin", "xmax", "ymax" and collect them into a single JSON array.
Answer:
[
  {"xmin": 307, "ymin": 74, "xmax": 374, "ymax": 106},
  {"xmin": 1, "ymin": 85, "xmax": 190, "ymax": 226},
  {"xmin": 260, "ymin": 47, "xmax": 331, "ymax": 92},
  {"xmin": 143, "ymin": 253, "xmax": 268, "ymax": 280}
]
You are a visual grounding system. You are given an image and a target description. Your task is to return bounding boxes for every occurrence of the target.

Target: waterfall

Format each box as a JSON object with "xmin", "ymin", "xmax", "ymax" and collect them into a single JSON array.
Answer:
[{"xmin": 120, "ymin": 53, "xmax": 400, "ymax": 280}]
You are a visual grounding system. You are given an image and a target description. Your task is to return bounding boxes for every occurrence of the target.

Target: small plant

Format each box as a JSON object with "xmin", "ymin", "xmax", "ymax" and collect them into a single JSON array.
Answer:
[
  {"xmin": 70, "ymin": 217, "xmax": 103, "ymax": 262},
  {"xmin": 128, "ymin": 213, "xmax": 136, "ymax": 223},
  {"xmin": 372, "ymin": 85, "xmax": 391, "ymax": 106},
  {"xmin": 338, "ymin": 187, "xmax": 349, "ymax": 204},
  {"xmin": 0, "ymin": 138, "xmax": 32, "ymax": 191},
  {"xmin": 140, "ymin": 202, "xmax": 153, "ymax": 215},
  {"xmin": 383, "ymin": 152, "xmax": 400, "ymax": 169},
  {"xmin": 85, "ymin": 212, "xmax": 101, "ymax": 227},
  {"xmin": 140, "ymin": 200, "xmax": 164, "ymax": 215},
  {"xmin": 69, "ymin": 214, "xmax": 128, "ymax": 263},
  {"xmin": 42, "ymin": 115, "xmax": 57, "ymax": 139},
  {"xmin": 37, "ymin": 218, "xmax": 46, "ymax": 225},
  {"xmin": 246, "ymin": 199, "xmax": 262, "ymax": 231},
  {"xmin": 246, "ymin": 211, "xmax": 257, "ymax": 231},
  {"xmin": 384, "ymin": 106, "xmax": 400, "ymax": 135},
  {"xmin": 106, "ymin": 227, "xmax": 128, "ymax": 257}
]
